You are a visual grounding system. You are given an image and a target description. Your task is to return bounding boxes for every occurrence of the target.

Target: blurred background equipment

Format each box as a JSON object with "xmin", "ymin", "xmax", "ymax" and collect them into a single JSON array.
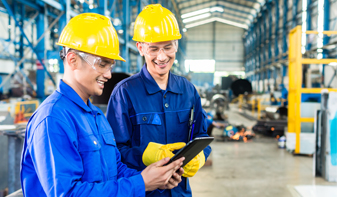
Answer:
[
  {"xmin": 1, "ymin": 0, "xmax": 337, "ymax": 196},
  {"xmin": 91, "ymin": 73, "xmax": 131, "ymax": 113},
  {"xmin": 230, "ymin": 79, "xmax": 252, "ymax": 97}
]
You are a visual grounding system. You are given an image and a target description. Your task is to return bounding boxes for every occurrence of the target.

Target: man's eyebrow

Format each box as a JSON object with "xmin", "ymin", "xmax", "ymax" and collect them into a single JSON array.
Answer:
[
  {"xmin": 164, "ymin": 43, "xmax": 173, "ymax": 47},
  {"xmin": 101, "ymin": 59, "xmax": 114, "ymax": 64},
  {"xmin": 148, "ymin": 43, "xmax": 173, "ymax": 48}
]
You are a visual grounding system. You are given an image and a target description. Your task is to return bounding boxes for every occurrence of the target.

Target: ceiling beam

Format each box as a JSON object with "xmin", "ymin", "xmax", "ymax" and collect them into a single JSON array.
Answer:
[
  {"xmin": 243, "ymin": 0, "xmax": 263, "ymax": 5},
  {"xmin": 180, "ymin": 0, "xmax": 255, "ymax": 18},
  {"xmin": 222, "ymin": 0, "xmax": 258, "ymax": 11},
  {"xmin": 185, "ymin": 17, "xmax": 248, "ymax": 29}
]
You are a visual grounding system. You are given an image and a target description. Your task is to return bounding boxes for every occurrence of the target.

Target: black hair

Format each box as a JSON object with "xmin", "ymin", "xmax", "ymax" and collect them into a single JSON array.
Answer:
[{"xmin": 59, "ymin": 47, "xmax": 68, "ymax": 60}]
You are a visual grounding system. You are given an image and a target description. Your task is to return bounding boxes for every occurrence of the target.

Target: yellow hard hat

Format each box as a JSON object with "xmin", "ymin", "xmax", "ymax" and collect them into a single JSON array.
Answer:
[
  {"xmin": 56, "ymin": 13, "xmax": 125, "ymax": 62},
  {"xmin": 133, "ymin": 4, "xmax": 182, "ymax": 43}
]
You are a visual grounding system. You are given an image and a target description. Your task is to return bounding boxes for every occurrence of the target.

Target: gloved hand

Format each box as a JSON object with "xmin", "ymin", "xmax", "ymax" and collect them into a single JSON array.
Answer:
[
  {"xmin": 142, "ymin": 142, "xmax": 186, "ymax": 166},
  {"xmin": 182, "ymin": 150, "xmax": 205, "ymax": 177}
]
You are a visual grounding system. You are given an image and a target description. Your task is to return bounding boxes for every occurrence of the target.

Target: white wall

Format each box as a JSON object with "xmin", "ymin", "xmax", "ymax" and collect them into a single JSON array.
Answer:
[{"xmin": 186, "ymin": 21, "xmax": 244, "ymax": 72}]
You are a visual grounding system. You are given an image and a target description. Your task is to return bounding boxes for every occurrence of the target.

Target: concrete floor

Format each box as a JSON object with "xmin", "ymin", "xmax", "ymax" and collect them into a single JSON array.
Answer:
[{"xmin": 189, "ymin": 111, "xmax": 337, "ymax": 197}]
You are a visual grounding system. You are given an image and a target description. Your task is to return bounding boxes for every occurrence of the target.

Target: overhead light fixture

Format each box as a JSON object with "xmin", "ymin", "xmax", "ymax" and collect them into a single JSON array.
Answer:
[
  {"xmin": 210, "ymin": 6, "xmax": 224, "ymax": 12},
  {"xmin": 182, "ymin": 6, "xmax": 224, "ymax": 19},
  {"xmin": 113, "ymin": 18, "xmax": 122, "ymax": 26},
  {"xmin": 215, "ymin": 17, "xmax": 248, "ymax": 29},
  {"xmin": 329, "ymin": 62, "xmax": 337, "ymax": 66},
  {"xmin": 181, "ymin": 8, "xmax": 210, "ymax": 19},
  {"xmin": 183, "ymin": 13, "xmax": 211, "ymax": 23},
  {"xmin": 183, "ymin": 28, "xmax": 187, "ymax": 32},
  {"xmin": 185, "ymin": 18, "xmax": 215, "ymax": 28},
  {"xmin": 324, "ymin": 44, "xmax": 336, "ymax": 50},
  {"xmin": 185, "ymin": 17, "xmax": 248, "ymax": 29}
]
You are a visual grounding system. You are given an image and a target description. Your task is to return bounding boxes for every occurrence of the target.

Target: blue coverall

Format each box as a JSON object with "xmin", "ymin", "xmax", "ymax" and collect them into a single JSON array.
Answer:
[
  {"xmin": 21, "ymin": 80, "xmax": 145, "ymax": 197},
  {"xmin": 106, "ymin": 65, "xmax": 212, "ymax": 197},
  {"xmin": 281, "ymin": 87, "xmax": 288, "ymax": 106}
]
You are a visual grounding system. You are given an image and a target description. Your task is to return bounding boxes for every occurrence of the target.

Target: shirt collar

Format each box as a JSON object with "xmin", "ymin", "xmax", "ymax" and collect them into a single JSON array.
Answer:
[
  {"xmin": 140, "ymin": 64, "xmax": 182, "ymax": 95},
  {"xmin": 57, "ymin": 80, "xmax": 97, "ymax": 113}
]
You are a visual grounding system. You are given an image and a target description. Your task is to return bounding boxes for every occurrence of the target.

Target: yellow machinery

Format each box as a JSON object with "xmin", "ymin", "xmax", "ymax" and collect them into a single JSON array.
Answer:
[
  {"xmin": 288, "ymin": 26, "xmax": 337, "ymax": 154},
  {"xmin": 14, "ymin": 100, "xmax": 39, "ymax": 124},
  {"xmin": 236, "ymin": 94, "xmax": 279, "ymax": 120}
]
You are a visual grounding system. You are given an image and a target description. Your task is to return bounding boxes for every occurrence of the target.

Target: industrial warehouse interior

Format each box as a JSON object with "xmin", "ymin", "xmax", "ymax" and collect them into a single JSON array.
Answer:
[{"xmin": 1, "ymin": 0, "xmax": 337, "ymax": 197}]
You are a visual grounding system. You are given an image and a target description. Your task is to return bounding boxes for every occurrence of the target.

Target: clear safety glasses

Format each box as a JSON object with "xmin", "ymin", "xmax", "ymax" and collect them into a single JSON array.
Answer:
[
  {"xmin": 141, "ymin": 40, "xmax": 178, "ymax": 57},
  {"xmin": 75, "ymin": 51, "xmax": 116, "ymax": 74}
]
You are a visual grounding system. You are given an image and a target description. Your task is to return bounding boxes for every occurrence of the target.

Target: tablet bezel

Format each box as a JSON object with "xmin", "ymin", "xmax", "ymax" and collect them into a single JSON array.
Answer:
[{"xmin": 167, "ymin": 137, "xmax": 214, "ymax": 167}]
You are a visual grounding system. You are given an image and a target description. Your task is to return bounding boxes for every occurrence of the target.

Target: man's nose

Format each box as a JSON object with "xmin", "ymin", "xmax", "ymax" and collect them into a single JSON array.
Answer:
[
  {"xmin": 103, "ymin": 68, "xmax": 112, "ymax": 79},
  {"xmin": 156, "ymin": 49, "xmax": 168, "ymax": 61}
]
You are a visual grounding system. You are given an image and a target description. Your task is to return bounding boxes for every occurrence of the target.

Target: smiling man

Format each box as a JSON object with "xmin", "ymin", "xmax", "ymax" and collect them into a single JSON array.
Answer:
[
  {"xmin": 20, "ymin": 13, "xmax": 185, "ymax": 197},
  {"xmin": 106, "ymin": 4, "xmax": 212, "ymax": 197}
]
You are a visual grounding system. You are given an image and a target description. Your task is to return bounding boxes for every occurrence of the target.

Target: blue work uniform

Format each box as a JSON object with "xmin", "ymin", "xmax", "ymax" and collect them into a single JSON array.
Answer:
[
  {"xmin": 106, "ymin": 65, "xmax": 212, "ymax": 197},
  {"xmin": 21, "ymin": 80, "xmax": 145, "ymax": 197},
  {"xmin": 281, "ymin": 87, "xmax": 288, "ymax": 106}
]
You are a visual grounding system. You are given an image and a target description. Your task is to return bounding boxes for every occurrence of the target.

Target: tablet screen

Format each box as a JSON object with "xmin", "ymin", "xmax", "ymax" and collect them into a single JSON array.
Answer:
[{"xmin": 167, "ymin": 137, "xmax": 214, "ymax": 167}]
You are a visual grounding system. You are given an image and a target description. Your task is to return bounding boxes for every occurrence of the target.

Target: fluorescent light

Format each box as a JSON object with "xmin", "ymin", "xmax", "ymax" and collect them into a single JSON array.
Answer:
[
  {"xmin": 210, "ymin": 6, "xmax": 224, "ymax": 12},
  {"xmin": 183, "ymin": 13, "xmax": 211, "ymax": 23},
  {"xmin": 185, "ymin": 18, "xmax": 215, "ymax": 28},
  {"xmin": 329, "ymin": 62, "xmax": 337, "ymax": 66},
  {"xmin": 183, "ymin": 28, "xmax": 187, "ymax": 32},
  {"xmin": 215, "ymin": 17, "xmax": 248, "ymax": 29},
  {"xmin": 185, "ymin": 17, "xmax": 248, "ymax": 29},
  {"xmin": 181, "ymin": 8, "xmax": 210, "ymax": 19}
]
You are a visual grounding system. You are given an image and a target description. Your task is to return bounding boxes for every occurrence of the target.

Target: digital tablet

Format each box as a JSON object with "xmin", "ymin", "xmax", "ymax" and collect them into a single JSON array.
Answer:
[{"xmin": 166, "ymin": 137, "xmax": 214, "ymax": 167}]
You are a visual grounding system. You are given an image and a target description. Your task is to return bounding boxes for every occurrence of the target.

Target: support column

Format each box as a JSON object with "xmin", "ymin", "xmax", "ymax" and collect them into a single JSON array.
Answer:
[
  {"xmin": 282, "ymin": 0, "xmax": 288, "ymax": 85},
  {"xmin": 58, "ymin": 0, "xmax": 70, "ymax": 74},
  {"xmin": 322, "ymin": 0, "xmax": 330, "ymax": 84},
  {"xmin": 292, "ymin": 0, "xmax": 299, "ymax": 28},
  {"xmin": 36, "ymin": 13, "xmax": 45, "ymax": 99},
  {"xmin": 274, "ymin": 0, "xmax": 279, "ymax": 59},
  {"xmin": 122, "ymin": 0, "xmax": 130, "ymax": 73},
  {"xmin": 306, "ymin": 0, "xmax": 312, "ymax": 50}
]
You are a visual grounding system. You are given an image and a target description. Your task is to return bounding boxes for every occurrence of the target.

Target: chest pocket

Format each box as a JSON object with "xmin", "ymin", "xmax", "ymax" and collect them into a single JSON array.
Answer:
[
  {"xmin": 177, "ymin": 110, "xmax": 190, "ymax": 123},
  {"xmin": 174, "ymin": 110, "xmax": 190, "ymax": 142},
  {"xmin": 131, "ymin": 113, "xmax": 162, "ymax": 125},
  {"xmin": 78, "ymin": 134, "xmax": 102, "ymax": 182},
  {"xmin": 101, "ymin": 132, "xmax": 118, "ymax": 179},
  {"xmin": 130, "ymin": 113, "xmax": 163, "ymax": 145}
]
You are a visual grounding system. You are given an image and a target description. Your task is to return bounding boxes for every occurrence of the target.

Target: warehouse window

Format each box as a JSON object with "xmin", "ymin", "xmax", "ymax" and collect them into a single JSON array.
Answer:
[{"xmin": 185, "ymin": 60, "xmax": 215, "ymax": 73}]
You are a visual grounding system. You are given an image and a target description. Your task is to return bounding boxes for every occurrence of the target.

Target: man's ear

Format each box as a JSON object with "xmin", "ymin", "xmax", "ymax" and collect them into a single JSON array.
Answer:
[
  {"xmin": 66, "ymin": 52, "xmax": 78, "ymax": 70},
  {"xmin": 136, "ymin": 42, "xmax": 144, "ymax": 56}
]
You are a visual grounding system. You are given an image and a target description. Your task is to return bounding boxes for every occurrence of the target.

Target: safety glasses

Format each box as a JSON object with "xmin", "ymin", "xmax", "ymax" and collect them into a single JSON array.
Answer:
[
  {"xmin": 75, "ymin": 51, "xmax": 116, "ymax": 74},
  {"xmin": 141, "ymin": 40, "xmax": 178, "ymax": 57}
]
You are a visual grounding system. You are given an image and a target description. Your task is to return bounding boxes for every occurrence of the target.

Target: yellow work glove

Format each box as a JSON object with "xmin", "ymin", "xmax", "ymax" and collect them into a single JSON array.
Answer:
[
  {"xmin": 142, "ymin": 142, "xmax": 186, "ymax": 166},
  {"xmin": 182, "ymin": 150, "xmax": 205, "ymax": 177}
]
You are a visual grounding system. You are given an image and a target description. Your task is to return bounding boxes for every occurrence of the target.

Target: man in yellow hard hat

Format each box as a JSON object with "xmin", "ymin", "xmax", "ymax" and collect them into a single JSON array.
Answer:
[
  {"xmin": 20, "ymin": 13, "xmax": 184, "ymax": 197},
  {"xmin": 106, "ymin": 4, "xmax": 212, "ymax": 196}
]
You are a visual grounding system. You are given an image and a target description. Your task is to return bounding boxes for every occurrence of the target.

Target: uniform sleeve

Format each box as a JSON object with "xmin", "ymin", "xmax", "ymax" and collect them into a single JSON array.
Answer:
[
  {"xmin": 115, "ymin": 145, "xmax": 143, "ymax": 179},
  {"xmin": 106, "ymin": 88, "xmax": 148, "ymax": 170},
  {"xmin": 192, "ymin": 88, "xmax": 212, "ymax": 160},
  {"xmin": 28, "ymin": 116, "xmax": 145, "ymax": 197}
]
